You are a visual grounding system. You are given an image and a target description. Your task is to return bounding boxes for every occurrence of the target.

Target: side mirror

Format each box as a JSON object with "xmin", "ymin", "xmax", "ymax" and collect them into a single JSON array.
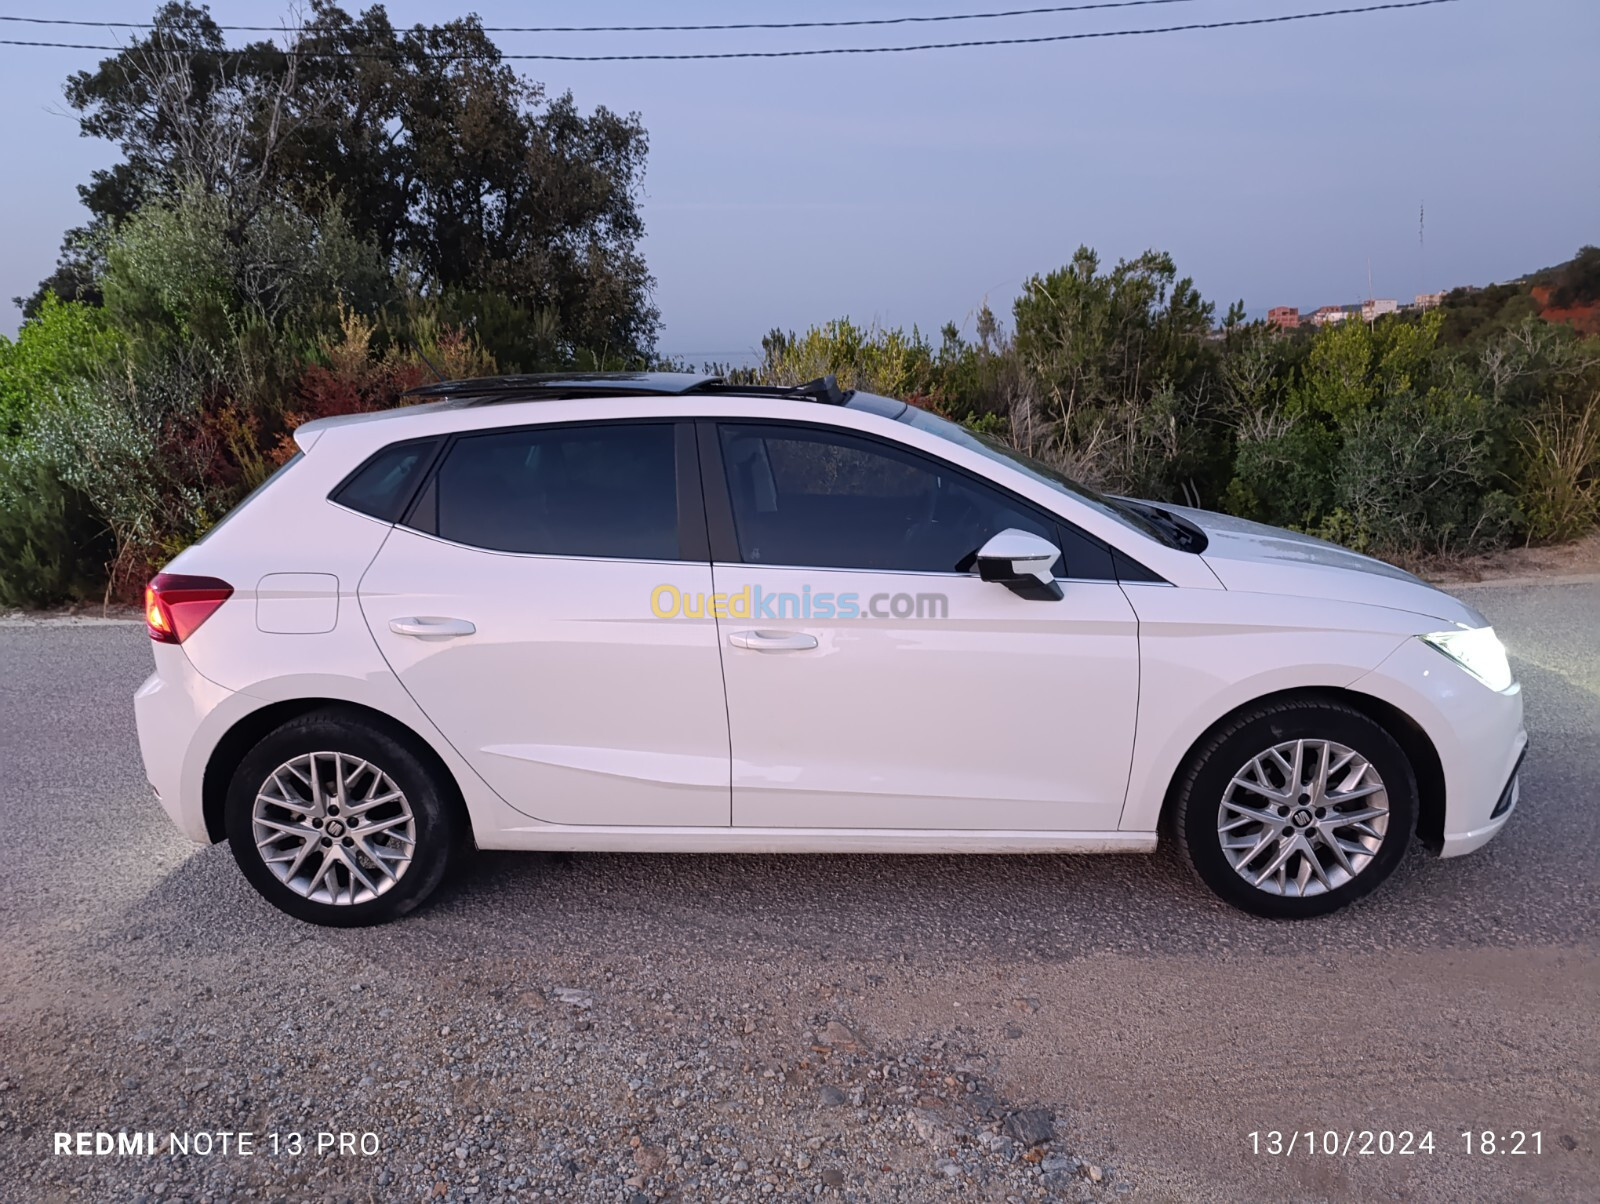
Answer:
[{"xmin": 974, "ymin": 529, "xmax": 1064, "ymax": 601}]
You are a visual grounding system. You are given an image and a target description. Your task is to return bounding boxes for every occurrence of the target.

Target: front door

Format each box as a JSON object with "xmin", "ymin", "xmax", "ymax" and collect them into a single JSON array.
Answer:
[
  {"xmin": 704, "ymin": 420, "xmax": 1140, "ymax": 832},
  {"xmin": 359, "ymin": 420, "xmax": 730, "ymax": 827}
]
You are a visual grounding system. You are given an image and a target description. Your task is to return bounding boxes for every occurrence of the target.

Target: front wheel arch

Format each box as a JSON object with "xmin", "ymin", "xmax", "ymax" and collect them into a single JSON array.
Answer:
[
  {"xmin": 202, "ymin": 699, "xmax": 470, "ymax": 847},
  {"xmin": 1157, "ymin": 687, "xmax": 1444, "ymax": 850}
]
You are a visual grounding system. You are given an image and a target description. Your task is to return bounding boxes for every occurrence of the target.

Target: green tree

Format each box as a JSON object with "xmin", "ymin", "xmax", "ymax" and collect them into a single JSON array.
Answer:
[
  {"xmin": 99, "ymin": 186, "xmax": 387, "ymax": 356},
  {"xmin": 32, "ymin": 0, "xmax": 658, "ymax": 362}
]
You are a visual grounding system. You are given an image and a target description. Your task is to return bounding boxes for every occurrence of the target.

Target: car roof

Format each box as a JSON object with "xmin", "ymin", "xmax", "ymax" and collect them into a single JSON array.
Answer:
[
  {"xmin": 293, "ymin": 373, "xmax": 909, "ymax": 449},
  {"xmin": 406, "ymin": 371, "xmax": 718, "ymax": 403},
  {"xmin": 404, "ymin": 371, "xmax": 854, "ymax": 407}
]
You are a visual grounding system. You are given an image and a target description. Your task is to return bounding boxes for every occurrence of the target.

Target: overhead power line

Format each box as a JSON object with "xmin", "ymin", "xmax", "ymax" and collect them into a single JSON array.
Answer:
[
  {"xmin": 0, "ymin": 3, "xmax": 1207, "ymax": 35},
  {"xmin": 0, "ymin": 1, "xmax": 1465, "ymax": 62}
]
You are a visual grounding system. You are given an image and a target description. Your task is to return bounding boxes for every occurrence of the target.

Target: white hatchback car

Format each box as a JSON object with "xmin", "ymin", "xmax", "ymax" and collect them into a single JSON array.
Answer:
[{"xmin": 134, "ymin": 373, "xmax": 1526, "ymax": 926}]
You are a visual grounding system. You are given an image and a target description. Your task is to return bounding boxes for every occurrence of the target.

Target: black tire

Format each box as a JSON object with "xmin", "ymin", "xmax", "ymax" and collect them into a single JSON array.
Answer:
[
  {"xmin": 1173, "ymin": 698, "xmax": 1417, "ymax": 919},
  {"xmin": 224, "ymin": 708, "xmax": 462, "ymax": 926}
]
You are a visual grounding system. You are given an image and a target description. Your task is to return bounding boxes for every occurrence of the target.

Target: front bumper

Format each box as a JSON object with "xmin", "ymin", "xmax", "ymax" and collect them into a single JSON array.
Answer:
[
  {"xmin": 1352, "ymin": 635, "xmax": 1526, "ymax": 859},
  {"xmin": 1441, "ymin": 742, "xmax": 1526, "ymax": 857}
]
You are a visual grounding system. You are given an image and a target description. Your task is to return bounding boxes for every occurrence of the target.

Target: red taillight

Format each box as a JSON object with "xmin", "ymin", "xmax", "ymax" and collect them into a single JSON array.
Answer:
[{"xmin": 145, "ymin": 573, "xmax": 234, "ymax": 644}]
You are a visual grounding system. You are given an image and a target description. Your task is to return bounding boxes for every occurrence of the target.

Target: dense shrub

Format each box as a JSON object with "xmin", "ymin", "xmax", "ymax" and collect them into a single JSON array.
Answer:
[
  {"xmin": 1009, "ymin": 247, "xmax": 1228, "ymax": 504},
  {"xmin": 5, "ymin": 224, "xmax": 1599, "ymax": 608},
  {"xmin": 1517, "ymin": 386, "xmax": 1600, "ymax": 541},
  {"xmin": 1224, "ymin": 419, "xmax": 1339, "ymax": 530},
  {"xmin": 99, "ymin": 189, "xmax": 389, "ymax": 363},
  {"xmin": 0, "ymin": 294, "xmax": 124, "ymax": 439},
  {"xmin": 750, "ymin": 320, "xmax": 944, "ymax": 400},
  {"xmin": 27, "ymin": 374, "xmax": 222, "ymax": 599},
  {"xmin": 0, "ymin": 452, "xmax": 111, "ymax": 609},
  {"xmin": 0, "ymin": 183, "xmax": 511, "ymax": 608},
  {"xmin": 755, "ymin": 252, "xmax": 1600, "ymax": 563},
  {"xmin": 1322, "ymin": 388, "xmax": 1518, "ymax": 554}
]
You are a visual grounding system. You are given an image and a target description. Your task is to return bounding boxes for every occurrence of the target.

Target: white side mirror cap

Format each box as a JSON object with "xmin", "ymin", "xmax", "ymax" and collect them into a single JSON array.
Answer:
[{"xmin": 975, "ymin": 528, "xmax": 1060, "ymax": 586}]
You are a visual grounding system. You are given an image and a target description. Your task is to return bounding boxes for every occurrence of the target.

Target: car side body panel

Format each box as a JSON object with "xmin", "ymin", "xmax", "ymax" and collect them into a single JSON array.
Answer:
[
  {"xmin": 357, "ymin": 526, "xmax": 732, "ymax": 827},
  {"xmin": 1348, "ymin": 636, "xmax": 1526, "ymax": 856},
  {"xmin": 135, "ymin": 654, "xmax": 536, "ymax": 849},
  {"xmin": 710, "ymin": 565, "xmax": 1139, "ymax": 831},
  {"xmin": 158, "ymin": 448, "xmax": 396, "ymax": 696},
  {"xmin": 1115, "ymin": 585, "xmax": 1433, "ymax": 833}
]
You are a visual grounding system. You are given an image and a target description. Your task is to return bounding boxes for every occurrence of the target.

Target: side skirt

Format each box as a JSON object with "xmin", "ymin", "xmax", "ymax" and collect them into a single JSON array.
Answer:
[{"xmin": 477, "ymin": 826, "xmax": 1158, "ymax": 855}]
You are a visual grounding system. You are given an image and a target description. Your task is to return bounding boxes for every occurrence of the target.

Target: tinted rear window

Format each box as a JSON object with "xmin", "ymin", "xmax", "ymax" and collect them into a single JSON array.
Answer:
[
  {"xmin": 332, "ymin": 439, "xmax": 440, "ymax": 521},
  {"xmin": 427, "ymin": 423, "xmax": 680, "ymax": 559}
]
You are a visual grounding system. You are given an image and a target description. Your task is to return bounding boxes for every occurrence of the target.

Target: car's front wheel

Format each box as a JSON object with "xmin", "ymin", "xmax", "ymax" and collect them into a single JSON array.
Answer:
[
  {"xmin": 224, "ymin": 709, "xmax": 462, "ymax": 926},
  {"xmin": 1173, "ymin": 699, "xmax": 1418, "ymax": 918}
]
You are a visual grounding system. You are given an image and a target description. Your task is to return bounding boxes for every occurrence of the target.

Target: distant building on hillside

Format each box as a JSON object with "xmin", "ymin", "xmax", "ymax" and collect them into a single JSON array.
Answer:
[{"xmin": 1274, "ymin": 289, "xmax": 1452, "ymax": 330}]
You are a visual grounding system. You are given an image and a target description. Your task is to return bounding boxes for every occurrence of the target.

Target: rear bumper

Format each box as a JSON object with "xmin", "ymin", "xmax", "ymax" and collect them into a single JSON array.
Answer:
[
  {"xmin": 134, "ymin": 643, "xmax": 236, "ymax": 844},
  {"xmin": 1351, "ymin": 635, "xmax": 1526, "ymax": 860}
]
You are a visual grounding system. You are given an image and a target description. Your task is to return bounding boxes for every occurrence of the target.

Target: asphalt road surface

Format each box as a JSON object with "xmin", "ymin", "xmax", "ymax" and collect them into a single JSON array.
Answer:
[{"xmin": 2, "ymin": 579, "xmax": 1596, "ymax": 1203}]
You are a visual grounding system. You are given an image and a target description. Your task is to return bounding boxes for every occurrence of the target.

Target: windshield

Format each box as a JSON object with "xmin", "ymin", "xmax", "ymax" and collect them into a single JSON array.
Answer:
[{"xmin": 895, "ymin": 406, "xmax": 1175, "ymax": 546}]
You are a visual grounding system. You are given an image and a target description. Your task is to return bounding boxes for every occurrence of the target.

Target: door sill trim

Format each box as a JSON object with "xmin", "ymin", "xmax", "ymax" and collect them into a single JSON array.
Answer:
[{"xmin": 479, "ymin": 825, "xmax": 1156, "ymax": 855}]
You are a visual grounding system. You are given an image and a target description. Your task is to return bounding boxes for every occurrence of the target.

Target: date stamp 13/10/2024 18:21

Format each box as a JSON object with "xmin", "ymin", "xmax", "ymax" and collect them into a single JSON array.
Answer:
[{"xmin": 1249, "ymin": 1130, "xmax": 1556, "ymax": 1158}]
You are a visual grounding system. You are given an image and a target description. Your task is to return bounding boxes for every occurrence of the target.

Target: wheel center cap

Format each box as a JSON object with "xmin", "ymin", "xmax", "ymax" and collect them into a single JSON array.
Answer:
[
  {"xmin": 326, "ymin": 819, "xmax": 345, "ymax": 838},
  {"xmin": 1291, "ymin": 809, "xmax": 1313, "ymax": 828}
]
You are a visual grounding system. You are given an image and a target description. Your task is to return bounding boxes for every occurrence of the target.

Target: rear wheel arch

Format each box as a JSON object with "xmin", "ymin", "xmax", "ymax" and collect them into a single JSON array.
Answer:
[
  {"xmin": 1158, "ymin": 686, "xmax": 1444, "ymax": 848},
  {"xmin": 202, "ymin": 698, "xmax": 470, "ymax": 845}
]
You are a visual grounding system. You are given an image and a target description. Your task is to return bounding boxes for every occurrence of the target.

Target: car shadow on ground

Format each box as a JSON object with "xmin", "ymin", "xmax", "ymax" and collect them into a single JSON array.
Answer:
[{"xmin": 108, "ymin": 822, "xmax": 1551, "ymax": 973}]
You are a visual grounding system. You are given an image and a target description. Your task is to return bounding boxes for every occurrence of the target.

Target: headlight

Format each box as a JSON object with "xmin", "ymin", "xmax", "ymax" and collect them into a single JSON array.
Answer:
[{"xmin": 1420, "ymin": 625, "xmax": 1513, "ymax": 692}]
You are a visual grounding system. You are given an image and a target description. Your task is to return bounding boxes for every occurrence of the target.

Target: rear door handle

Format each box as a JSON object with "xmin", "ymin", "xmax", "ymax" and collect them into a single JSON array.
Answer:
[
  {"xmin": 727, "ymin": 630, "xmax": 818, "ymax": 652},
  {"xmin": 389, "ymin": 617, "xmax": 477, "ymax": 639}
]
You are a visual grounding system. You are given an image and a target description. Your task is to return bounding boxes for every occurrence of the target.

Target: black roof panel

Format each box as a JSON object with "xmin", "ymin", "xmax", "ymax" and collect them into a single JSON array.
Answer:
[
  {"xmin": 407, "ymin": 372, "xmax": 721, "ymax": 404},
  {"xmin": 404, "ymin": 371, "xmax": 861, "ymax": 409}
]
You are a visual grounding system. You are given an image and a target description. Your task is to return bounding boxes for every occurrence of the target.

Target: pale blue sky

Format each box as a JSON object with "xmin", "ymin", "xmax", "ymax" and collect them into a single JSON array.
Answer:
[{"xmin": 1, "ymin": 0, "xmax": 1595, "ymax": 361}]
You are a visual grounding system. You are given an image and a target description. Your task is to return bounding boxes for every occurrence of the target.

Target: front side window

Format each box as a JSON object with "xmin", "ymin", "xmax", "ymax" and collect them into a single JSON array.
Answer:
[
  {"xmin": 896, "ymin": 406, "xmax": 1179, "ymax": 548},
  {"xmin": 424, "ymin": 423, "xmax": 681, "ymax": 559},
  {"xmin": 717, "ymin": 423, "xmax": 1061, "ymax": 574}
]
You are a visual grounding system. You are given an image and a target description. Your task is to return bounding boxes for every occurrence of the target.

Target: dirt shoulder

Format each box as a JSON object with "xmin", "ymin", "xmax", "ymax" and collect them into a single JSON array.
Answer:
[{"xmin": 1418, "ymin": 530, "xmax": 1600, "ymax": 586}]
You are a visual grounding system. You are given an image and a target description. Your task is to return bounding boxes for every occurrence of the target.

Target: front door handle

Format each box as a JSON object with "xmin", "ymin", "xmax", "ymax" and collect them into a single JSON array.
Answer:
[
  {"xmin": 389, "ymin": 617, "xmax": 477, "ymax": 639},
  {"xmin": 728, "ymin": 630, "xmax": 818, "ymax": 652}
]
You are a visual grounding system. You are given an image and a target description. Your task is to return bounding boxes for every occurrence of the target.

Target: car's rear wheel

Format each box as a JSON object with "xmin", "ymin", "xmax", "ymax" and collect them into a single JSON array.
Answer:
[
  {"xmin": 1173, "ymin": 699, "xmax": 1417, "ymax": 918},
  {"xmin": 224, "ymin": 710, "xmax": 461, "ymax": 926}
]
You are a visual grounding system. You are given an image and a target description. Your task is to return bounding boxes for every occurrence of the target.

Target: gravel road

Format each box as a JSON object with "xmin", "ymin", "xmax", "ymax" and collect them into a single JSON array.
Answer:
[{"xmin": 1, "ymin": 579, "xmax": 1596, "ymax": 1203}]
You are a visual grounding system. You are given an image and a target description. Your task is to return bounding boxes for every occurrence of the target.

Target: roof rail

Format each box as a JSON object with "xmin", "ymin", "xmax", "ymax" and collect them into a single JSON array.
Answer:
[
  {"xmin": 686, "ymin": 374, "xmax": 852, "ymax": 405},
  {"xmin": 405, "ymin": 371, "xmax": 721, "ymax": 404},
  {"xmin": 793, "ymin": 374, "xmax": 847, "ymax": 405},
  {"xmin": 401, "ymin": 370, "xmax": 856, "ymax": 408}
]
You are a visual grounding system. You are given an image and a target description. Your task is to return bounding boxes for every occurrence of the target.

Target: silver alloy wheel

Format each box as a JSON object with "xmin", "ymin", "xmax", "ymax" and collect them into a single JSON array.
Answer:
[
  {"xmin": 252, "ymin": 751, "xmax": 416, "ymax": 906},
  {"xmin": 1217, "ymin": 738, "xmax": 1389, "ymax": 897}
]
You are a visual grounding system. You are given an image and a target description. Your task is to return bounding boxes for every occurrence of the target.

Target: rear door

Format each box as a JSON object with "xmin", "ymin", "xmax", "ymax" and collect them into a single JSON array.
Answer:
[{"xmin": 357, "ymin": 419, "xmax": 731, "ymax": 827}]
